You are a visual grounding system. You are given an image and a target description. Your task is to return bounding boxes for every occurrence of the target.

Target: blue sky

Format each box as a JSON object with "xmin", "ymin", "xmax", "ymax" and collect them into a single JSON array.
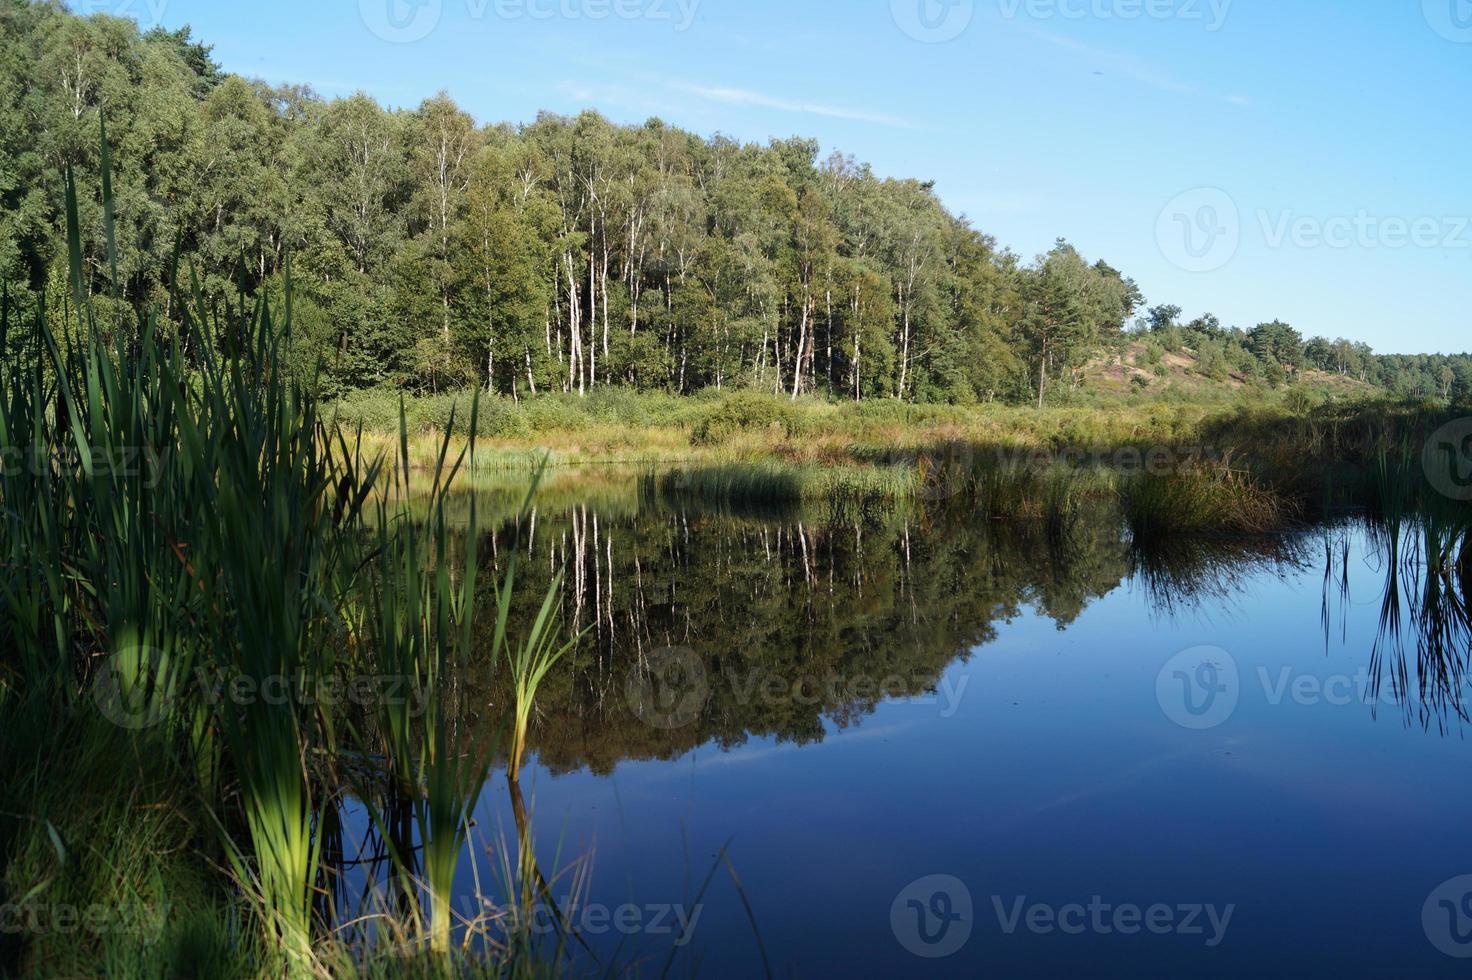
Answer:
[{"xmin": 118, "ymin": 0, "xmax": 1472, "ymax": 353}]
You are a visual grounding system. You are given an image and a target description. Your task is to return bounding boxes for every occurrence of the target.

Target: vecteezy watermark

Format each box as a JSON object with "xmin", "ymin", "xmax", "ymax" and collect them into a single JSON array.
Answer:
[
  {"xmin": 1423, "ymin": 418, "xmax": 1472, "ymax": 502},
  {"xmin": 360, "ymin": 0, "xmax": 443, "ymax": 43},
  {"xmin": 1425, "ymin": 876, "xmax": 1472, "ymax": 958},
  {"xmin": 998, "ymin": 0, "xmax": 1232, "ymax": 30},
  {"xmin": 0, "ymin": 901, "xmax": 168, "ymax": 942},
  {"xmin": 90, "ymin": 645, "xmax": 181, "ymax": 731},
  {"xmin": 1156, "ymin": 646, "xmax": 1239, "ymax": 730},
  {"xmin": 624, "ymin": 651, "xmax": 969, "ymax": 731},
  {"xmin": 1258, "ymin": 211, "xmax": 1472, "ymax": 252},
  {"xmin": 74, "ymin": 0, "xmax": 169, "ymax": 30},
  {"xmin": 0, "ymin": 447, "xmax": 171, "ymax": 488},
  {"xmin": 1157, "ymin": 188, "xmax": 1241, "ymax": 273},
  {"xmin": 92, "ymin": 647, "xmax": 434, "ymax": 730},
  {"xmin": 498, "ymin": 897, "xmax": 704, "ymax": 944},
  {"xmin": 1423, "ymin": 0, "xmax": 1472, "ymax": 43},
  {"xmin": 624, "ymin": 646, "xmax": 708, "ymax": 730},
  {"xmin": 731, "ymin": 668, "xmax": 970, "ymax": 719},
  {"xmin": 1157, "ymin": 649, "xmax": 1472, "ymax": 730},
  {"xmin": 891, "ymin": 0, "xmax": 976, "ymax": 43},
  {"xmin": 1256, "ymin": 667, "xmax": 1472, "ymax": 714},
  {"xmin": 989, "ymin": 444, "xmax": 1227, "ymax": 476},
  {"xmin": 891, "ymin": 877, "xmax": 1235, "ymax": 958},
  {"xmin": 880, "ymin": 442, "xmax": 1229, "ymax": 503},
  {"xmin": 991, "ymin": 895, "xmax": 1234, "ymax": 947},
  {"xmin": 360, "ymin": 0, "xmax": 701, "ymax": 43},
  {"xmin": 1158, "ymin": 189, "xmax": 1472, "ymax": 272},
  {"xmin": 892, "ymin": 875, "xmax": 974, "ymax": 958}
]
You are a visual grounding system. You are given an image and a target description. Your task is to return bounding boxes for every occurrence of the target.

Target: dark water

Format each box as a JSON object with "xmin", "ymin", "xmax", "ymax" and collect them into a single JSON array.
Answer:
[{"xmin": 371, "ymin": 489, "xmax": 1472, "ymax": 977}]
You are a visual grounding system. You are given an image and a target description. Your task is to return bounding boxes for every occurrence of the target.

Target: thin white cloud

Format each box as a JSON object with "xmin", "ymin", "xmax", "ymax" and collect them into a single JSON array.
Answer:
[{"xmin": 671, "ymin": 82, "xmax": 917, "ymax": 129}]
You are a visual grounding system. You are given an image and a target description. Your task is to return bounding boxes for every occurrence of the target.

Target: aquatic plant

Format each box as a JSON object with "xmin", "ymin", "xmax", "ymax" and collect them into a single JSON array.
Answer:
[
  {"xmin": 1122, "ymin": 463, "xmax": 1290, "ymax": 538},
  {"xmin": 0, "ymin": 128, "xmax": 580, "ymax": 974}
]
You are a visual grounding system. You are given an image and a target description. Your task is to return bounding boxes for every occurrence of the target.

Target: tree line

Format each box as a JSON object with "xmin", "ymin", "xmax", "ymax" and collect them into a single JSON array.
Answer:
[
  {"xmin": 1137, "ymin": 305, "xmax": 1472, "ymax": 400},
  {"xmin": 3, "ymin": 1, "xmax": 1467, "ymax": 405}
]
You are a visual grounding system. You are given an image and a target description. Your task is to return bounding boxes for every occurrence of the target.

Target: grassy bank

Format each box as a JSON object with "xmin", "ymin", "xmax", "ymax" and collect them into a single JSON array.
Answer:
[{"xmin": 340, "ymin": 385, "xmax": 1469, "ymax": 537}]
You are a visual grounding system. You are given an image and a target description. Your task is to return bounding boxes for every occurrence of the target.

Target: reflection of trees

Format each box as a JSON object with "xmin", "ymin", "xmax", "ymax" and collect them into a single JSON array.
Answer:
[
  {"xmin": 434, "ymin": 485, "xmax": 1472, "ymax": 768},
  {"xmin": 459, "ymin": 499, "xmax": 1141, "ymax": 775}
]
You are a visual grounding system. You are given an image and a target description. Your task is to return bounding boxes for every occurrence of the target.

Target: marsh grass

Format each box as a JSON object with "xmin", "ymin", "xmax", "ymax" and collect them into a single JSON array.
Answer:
[
  {"xmin": 1122, "ymin": 464, "xmax": 1290, "ymax": 539},
  {"xmin": 650, "ymin": 445, "xmax": 1307, "ymax": 543},
  {"xmin": 655, "ymin": 461, "xmax": 916, "ymax": 508},
  {"xmin": 0, "ymin": 692, "xmax": 233, "ymax": 977},
  {"xmin": 0, "ymin": 132, "xmax": 582, "ymax": 976},
  {"xmin": 355, "ymin": 387, "xmax": 1466, "ymax": 544}
]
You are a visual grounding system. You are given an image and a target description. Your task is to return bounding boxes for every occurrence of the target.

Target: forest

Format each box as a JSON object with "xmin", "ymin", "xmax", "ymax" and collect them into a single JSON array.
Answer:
[{"xmin": 3, "ymin": 0, "xmax": 1469, "ymax": 407}]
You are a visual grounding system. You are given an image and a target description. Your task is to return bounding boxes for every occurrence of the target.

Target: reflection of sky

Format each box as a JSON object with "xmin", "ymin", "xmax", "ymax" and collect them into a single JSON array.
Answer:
[{"xmin": 466, "ymin": 524, "xmax": 1471, "ymax": 977}]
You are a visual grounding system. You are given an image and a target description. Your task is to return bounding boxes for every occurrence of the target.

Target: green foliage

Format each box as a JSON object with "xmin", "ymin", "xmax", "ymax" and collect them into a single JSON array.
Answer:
[
  {"xmin": 691, "ymin": 392, "xmax": 806, "ymax": 446},
  {"xmin": 8, "ymin": 2, "xmax": 1463, "ymax": 412},
  {"xmin": 0, "ymin": 137, "xmax": 576, "ymax": 975}
]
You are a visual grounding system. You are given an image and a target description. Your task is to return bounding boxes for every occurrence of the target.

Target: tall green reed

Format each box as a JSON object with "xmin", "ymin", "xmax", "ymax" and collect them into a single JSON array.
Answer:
[{"xmin": 0, "ymin": 124, "xmax": 574, "ymax": 973}]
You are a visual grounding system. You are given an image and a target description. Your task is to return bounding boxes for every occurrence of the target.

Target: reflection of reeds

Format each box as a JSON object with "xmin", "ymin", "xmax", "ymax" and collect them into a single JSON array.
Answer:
[
  {"xmin": 361, "ymin": 405, "xmax": 495, "ymax": 956},
  {"xmin": 504, "ymin": 562, "xmax": 580, "ymax": 783},
  {"xmin": 1346, "ymin": 508, "xmax": 1472, "ymax": 731},
  {"xmin": 1130, "ymin": 532, "xmax": 1311, "ymax": 618}
]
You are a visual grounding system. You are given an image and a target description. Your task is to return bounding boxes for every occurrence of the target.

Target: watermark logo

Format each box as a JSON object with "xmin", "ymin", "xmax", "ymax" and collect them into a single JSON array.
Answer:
[
  {"xmin": 1160, "ymin": 192, "xmax": 1472, "ymax": 272},
  {"xmin": 501, "ymin": 897, "xmax": 703, "ymax": 943},
  {"xmin": 992, "ymin": 895, "xmax": 1233, "ymax": 945},
  {"xmin": 94, "ymin": 657, "xmax": 436, "ymax": 730},
  {"xmin": 1258, "ymin": 211, "xmax": 1472, "ymax": 251},
  {"xmin": 1157, "ymin": 646, "xmax": 1239, "ymax": 729},
  {"xmin": 625, "ymin": 646, "xmax": 708, "ymax": 730},
  {"xmin": 1423, "ymin": 418, "xmax": 1472, "ymax": 502},
  {"xmin": 360, "ymin": 0, "xmax": 444, "ymax": 43},
  {"xmin": 891, "ymin": 0, "xmax": 976, "ymax": 43},
  {"xmin": 361, "ymin": 0, "xmax": 700, "ymax": 41},
  {"xmin": 0, "ymin": 901, "xmax": 168, "ymax": 942},
  {"xmin": 76, "ymin": 0, "xmax": 170, "ymax": 30},
  {"xmin": 1157, "ymin": 188, "xmax": 1240, "ymax": 273},
  {"xmin": 731, "ymin": 668, "xmax": 969, "ymax": 719},
  {"xmin": 1424, "ymin": 876, "xmax": 1472, "ymax": 958},
  {"xmin": 915, "ymin": 442, "xmax": 978, "ymax": 503},
  {"xmin": 998, "ymin": 0, "xmax": 1231, "ymax": 31},
  {"xmin": 1424, "ymin": 0, "xmax": 1472, "ymax": 43},
  {"xmin": 0, "ymin": 447, "xmax": 171, "ymax": 488},
  {"xmin": 891, "ymin": 875, "xmax": 974, "ymax": 958},
  {"xmin": 91, "ymin": 645, "xmax": 180, "ymax": 731}
]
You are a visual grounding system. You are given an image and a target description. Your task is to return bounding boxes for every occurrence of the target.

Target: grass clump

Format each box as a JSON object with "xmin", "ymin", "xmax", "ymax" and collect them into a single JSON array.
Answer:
[{"xmin": 1123, "ymin": 464, "xmax": 1290, "ymax": 538}]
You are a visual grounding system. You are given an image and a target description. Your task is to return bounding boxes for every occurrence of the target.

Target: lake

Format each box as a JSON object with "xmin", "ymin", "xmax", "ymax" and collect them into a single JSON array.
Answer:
[{"xmin": 349, "ymin": 480, "xmax": 1472, "ymax": 977}]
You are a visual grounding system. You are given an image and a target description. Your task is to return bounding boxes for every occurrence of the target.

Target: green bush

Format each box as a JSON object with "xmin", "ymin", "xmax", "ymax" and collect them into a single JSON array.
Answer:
[{"xmin": 690, "ymin": 393, "xmax": 805, "ymax": 446}]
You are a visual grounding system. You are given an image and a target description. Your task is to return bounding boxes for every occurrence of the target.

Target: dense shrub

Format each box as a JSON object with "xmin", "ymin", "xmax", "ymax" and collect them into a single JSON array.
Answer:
[{"xmin": 690, "ymin": 393, "xmax": 807, "ymax": 446}]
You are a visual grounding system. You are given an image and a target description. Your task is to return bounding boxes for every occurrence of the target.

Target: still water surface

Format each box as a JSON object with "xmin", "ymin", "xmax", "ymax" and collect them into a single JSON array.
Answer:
[{"xmin": 376, "ymin": 486, "xmax": 1472, "ymax": 977}]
